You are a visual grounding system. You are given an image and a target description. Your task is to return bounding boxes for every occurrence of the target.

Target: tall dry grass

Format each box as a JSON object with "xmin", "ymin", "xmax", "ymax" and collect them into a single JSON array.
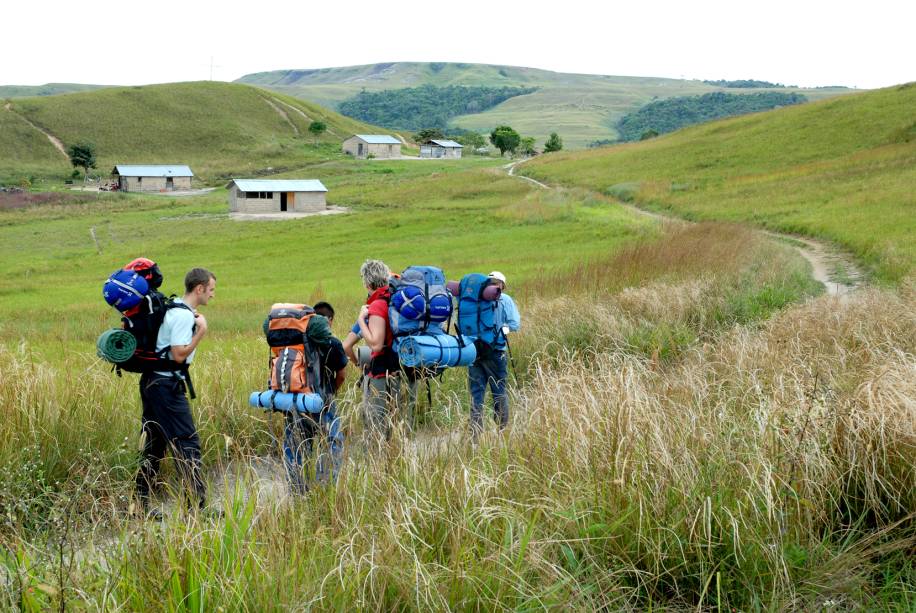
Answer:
[{"xmin": 1, "ymin": 235, "xmax": 912, "ymax": 610}]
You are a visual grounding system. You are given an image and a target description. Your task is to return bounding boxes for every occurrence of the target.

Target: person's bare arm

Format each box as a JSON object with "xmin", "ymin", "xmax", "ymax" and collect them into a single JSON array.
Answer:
[
  {"xmin": 342, "ymin": 331, "xmax": 360, "ymax": 365},
  {"xmin": 360, "ymin": 314, "xmax": 386, "ymax": 353},
  {"xmin": 171, "ymin": 313, "xmax": 207, "ymax": 363},
  {"xmin": 334, "ymin": 368, "xmax": 347, "ymax": 391}
]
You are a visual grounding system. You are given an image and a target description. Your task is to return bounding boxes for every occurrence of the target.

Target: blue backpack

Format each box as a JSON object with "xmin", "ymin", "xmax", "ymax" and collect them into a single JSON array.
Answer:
[
  {"xmin": 388, "ymin": 266, "xmax": 453, "ymax": 337},
  {"xmin": 456, "ymin": 273, "xmax": 502, "ymax": 347}
]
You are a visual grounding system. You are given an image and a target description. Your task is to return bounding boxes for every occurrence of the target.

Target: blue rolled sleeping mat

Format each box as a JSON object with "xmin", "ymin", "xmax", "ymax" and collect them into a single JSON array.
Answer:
[
  {"xmin": 395, "ymin": 334, "xmax": 478, "ymax": 368},
  {"xmin": 249, "ymin": 390, "xmax": 324, "ymax": 413}
]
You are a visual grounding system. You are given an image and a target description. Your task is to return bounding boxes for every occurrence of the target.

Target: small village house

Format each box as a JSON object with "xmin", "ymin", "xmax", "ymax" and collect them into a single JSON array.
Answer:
[
  {"xmin": 227, "ymin": 179, "xmax": 328, "ymax": 214},
  {"xmin": 419, "ymin": 139, "xmax": 463, "ymax": 159},
  {"xmin": 112, "ymin": 165, "xmax": 193, "ymax": 192},
  {"xmin": 341, "ymin": 134, "xmax": 401, "ymax": 159}
]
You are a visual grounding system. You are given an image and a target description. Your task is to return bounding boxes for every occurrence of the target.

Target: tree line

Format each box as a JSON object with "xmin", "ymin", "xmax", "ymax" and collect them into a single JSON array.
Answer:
[
  {"xmin": 615, "ymin": 91, "xmax": 807, "ymax": 142},
  {"xmin": 703, "ymin": 79, "xmax": 792, "ymax": 88},
  {"xmin": 338, "ymin": 84, "xmax": 536, "ymax": 131}
]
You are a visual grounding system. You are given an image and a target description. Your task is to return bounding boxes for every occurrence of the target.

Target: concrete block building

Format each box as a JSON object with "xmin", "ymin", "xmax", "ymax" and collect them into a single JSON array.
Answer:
[
  {"xmin": 113, "ymin": 165, "xmax": 194, "ymax": 192},
  {"xmin": 227, "ymin": 179, "xmax": 328, "ymax": 214},
  {"xmin": 342, "ymin": 134, "xmax": 401, "ymax": 159},
  {"xmin": 419, "ymin": 139, "xmax": 463, "ymax": 159}
]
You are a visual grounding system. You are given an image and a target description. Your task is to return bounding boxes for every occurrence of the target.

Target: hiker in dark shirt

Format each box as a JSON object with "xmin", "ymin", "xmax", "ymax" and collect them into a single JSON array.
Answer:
[{"xmin": 283, "ymin": 301, "xmax": 347, "ymax": 491}]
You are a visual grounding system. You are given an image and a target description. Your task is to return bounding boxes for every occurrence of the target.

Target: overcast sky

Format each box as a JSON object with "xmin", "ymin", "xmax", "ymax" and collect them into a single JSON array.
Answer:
[{"xmin": 2, "ymin": 0, "xmax": 912, "ymax": 89}]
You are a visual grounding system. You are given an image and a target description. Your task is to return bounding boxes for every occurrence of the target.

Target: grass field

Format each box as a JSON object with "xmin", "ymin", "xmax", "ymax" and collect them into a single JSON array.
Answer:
[
  {"xmin": 0, "ymin": 81, "xmax": 401, "ymax": 183},
  {"xmin": 238, "ymin": 62, "xmax": 856, "ymax": 148},
  {"xmin": 523, "ymin": 83, "xmax": 916, "ymax": 283},
  {"xmin": 1, "ymin": 84, "xmax": 914, "ymax": 609},
  {"xmin": 0, "ymin": 83, "xmax": 111, "ymax": 98}
]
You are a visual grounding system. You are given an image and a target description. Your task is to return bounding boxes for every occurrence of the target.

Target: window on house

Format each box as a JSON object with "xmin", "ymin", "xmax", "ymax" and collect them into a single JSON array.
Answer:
[{"xmin": 244, "ymin": 191, "xmax": 273, "ymax": 199}]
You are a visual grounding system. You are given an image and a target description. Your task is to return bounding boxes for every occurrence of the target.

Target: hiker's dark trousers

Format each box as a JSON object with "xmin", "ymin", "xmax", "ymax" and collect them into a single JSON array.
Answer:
[
  {"xmin": 469, "ymin": 349, "xmax": 509, "ymax": 433},
  {"xmin": 283, "ymin": 399, "xmax": 344, "ymax": 495},
  {"xmin": 136, "ymin": 372, "xmax": 206, "ymax": 509}
]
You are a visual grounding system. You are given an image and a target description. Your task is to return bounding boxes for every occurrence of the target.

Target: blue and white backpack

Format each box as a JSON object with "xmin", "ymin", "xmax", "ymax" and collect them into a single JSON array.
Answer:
[
  {"xmin": 388, "ymin": 266, "xmax": 453, "ymax": 337},
  {"xmin": 456, "ymin": 273, "xmax": 503, "ymax": 347}
]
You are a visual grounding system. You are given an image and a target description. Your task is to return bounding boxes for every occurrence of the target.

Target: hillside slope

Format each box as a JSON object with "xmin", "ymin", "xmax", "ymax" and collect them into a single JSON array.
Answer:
[
  {"xmin": 1, "ymin": 81, "xmax": 390, "ymax": 182},
  {"xmin": 237, "ymin": 62, "xmax": 854, "ymax": 148},
  {"xmin": 523, "ymin": 83, "xmax": 916, "ymax": 281},
  {"xmin": 0, "ymin": 83, "xmax": 112, "ymax": 98}
]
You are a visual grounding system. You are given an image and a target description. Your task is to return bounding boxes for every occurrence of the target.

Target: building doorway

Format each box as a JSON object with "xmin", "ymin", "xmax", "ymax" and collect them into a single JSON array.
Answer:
[
  {"xmin": 280, "ymin": 192, "xmax": 288, "ymax": 211},
  {"xmin": 166, "ymin": 177, "xmax": 174, "ymax": 190},
  {"xmin": 357, "ymin": 143, "xmax": 364, "ymax": 157}
]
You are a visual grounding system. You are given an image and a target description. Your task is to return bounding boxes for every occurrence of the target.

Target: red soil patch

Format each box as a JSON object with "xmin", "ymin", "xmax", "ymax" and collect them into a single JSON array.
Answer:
[{"xmin": 0, "ymin": 191, "xmax": 95, "ymax": 210}]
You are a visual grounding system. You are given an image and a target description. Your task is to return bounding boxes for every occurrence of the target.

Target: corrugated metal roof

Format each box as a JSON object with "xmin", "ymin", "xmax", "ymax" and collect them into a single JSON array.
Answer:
[
  {"xmin": 229, "ymin": 179, "xmax": 328, "ymax": 192},
  {"xmin": 430, "ymin": 139, "xmax": 463, "ymax": 148},
  {"xmin": 114, "ymin": 165, "xmax": 194, "ymax": 177},
  {"xmin": 353, "ymin": 134, "xmax": 401, "ymax": 145}
]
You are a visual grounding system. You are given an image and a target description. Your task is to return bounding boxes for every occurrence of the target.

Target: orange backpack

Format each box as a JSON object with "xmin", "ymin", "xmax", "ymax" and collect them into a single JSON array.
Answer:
[{"xmin": 264, "ymin": 303, "xmax": 322, "ymax": 394}]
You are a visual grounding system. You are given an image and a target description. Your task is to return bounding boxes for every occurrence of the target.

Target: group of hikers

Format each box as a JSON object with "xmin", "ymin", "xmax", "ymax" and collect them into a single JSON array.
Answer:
[{"xmin": 102, "ymin": 258, "xmax": 520, "ymax": 517}]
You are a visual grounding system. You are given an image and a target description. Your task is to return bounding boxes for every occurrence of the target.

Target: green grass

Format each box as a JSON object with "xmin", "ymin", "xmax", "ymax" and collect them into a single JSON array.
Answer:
[
  {"xmin": 523, "ymin": 83, "xmax": 916, "ymax": 282},
  {"xmin": 2, "ymin": 99, "xmax": 911, "ymax": 609},
  {"xmin": 0, "ymin": 105, "xmax": 65, "ymax": 180},
  {"xmin": 1, "ymin": 81, "xmax": 394, "ymax": 183},
  {"xmin": 239, "ymin": 62, "xmax": 857, "ymax": 148},
  {"xmin": 0, "ymin": 83, "xmax": 111, "ymax": 98},
  {"xmin": 0, "ymin": 156, "xmax": 653, "ymax": 344}
]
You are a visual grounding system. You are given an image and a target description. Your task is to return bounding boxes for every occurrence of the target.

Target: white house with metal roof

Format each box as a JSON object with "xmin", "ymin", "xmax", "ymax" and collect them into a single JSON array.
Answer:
[
  {"xmin": 227, "ymin": 179, "xmax": 328, "ymax": 214},
  {"xmin": 341, "ymin": 134, "xmax": 402, "ymax": 159},
  {"xmin": 420, "ymin": 139, "xmax": 463, "ymax": 159},
  {"xmin": 112, "ymin": 165, "xmax": 194, "ymax": 192}
]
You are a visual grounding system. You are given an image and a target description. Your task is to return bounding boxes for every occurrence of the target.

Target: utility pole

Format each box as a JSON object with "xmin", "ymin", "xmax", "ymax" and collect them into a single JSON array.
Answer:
[{"xmin": 208, "ymin": 56, "xmax": 224, "ymax": 81}]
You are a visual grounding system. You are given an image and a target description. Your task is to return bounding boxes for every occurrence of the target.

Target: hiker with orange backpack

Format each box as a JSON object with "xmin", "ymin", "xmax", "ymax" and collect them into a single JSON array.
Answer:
[
  {"xmin": 252, "ymin": 300, "xmax": 343, "ymax": 493},
  {"xmin": 299, "ymin": 301, "xmax": 346, "ymax": 485},
  {"xmin": 342, "ymin": 259, "xmax": 418, "ymax": 441},
  {"xmin": 134, "ymin": 266, "xmax": 216, "ymax": 516}
]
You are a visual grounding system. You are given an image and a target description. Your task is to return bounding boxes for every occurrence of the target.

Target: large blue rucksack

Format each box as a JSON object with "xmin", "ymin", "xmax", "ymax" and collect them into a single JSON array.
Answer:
[
  {"xmin": 456, "ymin": 273, "xmax": 503, "ymax": 347},
  {"xmin": 388, "ymin": 265, "xmax": 453, "ymax": 337}
]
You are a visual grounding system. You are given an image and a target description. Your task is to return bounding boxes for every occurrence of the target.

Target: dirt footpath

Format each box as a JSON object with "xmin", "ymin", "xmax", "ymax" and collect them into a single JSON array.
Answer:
[{"xmin": 505, "ymin": 160, "xmax": 864, "ymax": 298}]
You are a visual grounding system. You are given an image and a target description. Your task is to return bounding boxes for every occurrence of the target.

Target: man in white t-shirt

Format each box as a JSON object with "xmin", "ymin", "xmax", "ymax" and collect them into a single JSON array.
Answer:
[{"xmin": 136, "ymin": 267, "xmax": 215, "ymax": 516}]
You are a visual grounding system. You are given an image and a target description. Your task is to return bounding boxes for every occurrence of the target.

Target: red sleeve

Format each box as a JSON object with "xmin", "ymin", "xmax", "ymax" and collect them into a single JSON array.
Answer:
[{"xmin": 367, "ymin": 298, "xmax": 389, "ymax": 320}]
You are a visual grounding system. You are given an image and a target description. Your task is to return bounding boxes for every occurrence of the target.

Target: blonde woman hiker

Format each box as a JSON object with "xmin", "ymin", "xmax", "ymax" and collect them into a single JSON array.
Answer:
[{"xmin": 343, "ymin": 259, "xmax": 418, "ymax": 441}]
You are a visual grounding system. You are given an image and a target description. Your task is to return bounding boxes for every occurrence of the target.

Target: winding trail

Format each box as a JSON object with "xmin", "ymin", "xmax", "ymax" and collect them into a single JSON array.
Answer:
[
  {"xmin": 4, "ymin": 103, "xmax": 69, "ymax": 158},
  {"xmin": 261, "ymin": 97, "xmax": 299, "ymax": 135},
  {"xmin": 270, "ymin": 97, "xmax": 344, "ymax": 138},
  {"xmin": 505, "ymin": 159, "xmax": 864, "ymax": 298}
]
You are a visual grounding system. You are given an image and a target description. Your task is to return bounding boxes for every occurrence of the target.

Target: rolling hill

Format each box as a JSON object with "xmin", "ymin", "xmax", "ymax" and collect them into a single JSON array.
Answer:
[
  {"xmin": 0, "ymin": 83, "xmax": 112, "ymax": 98},
  {"xmin": 523, "ymin": 83, "xmax": 916, "ymax": 282},
  {"xmin": 0, "ymin": 81, "xmax": 394, "ymax": 182},
  {"xmin": 237, "ymin": 62, "xmax": 855, "ymax": 148}
]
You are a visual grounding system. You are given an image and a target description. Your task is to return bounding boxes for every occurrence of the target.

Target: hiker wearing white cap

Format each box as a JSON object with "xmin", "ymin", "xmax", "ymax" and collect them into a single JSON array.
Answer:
[{"xmin": 468, "ymin": 271, "xmax": 521, "ymax": 434}]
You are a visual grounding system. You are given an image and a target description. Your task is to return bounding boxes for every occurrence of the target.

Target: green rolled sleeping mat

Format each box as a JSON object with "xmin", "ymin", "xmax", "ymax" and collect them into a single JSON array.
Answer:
[{"xmin": 97, "ymin": 328, "xmax": 137, "ymax": 364}]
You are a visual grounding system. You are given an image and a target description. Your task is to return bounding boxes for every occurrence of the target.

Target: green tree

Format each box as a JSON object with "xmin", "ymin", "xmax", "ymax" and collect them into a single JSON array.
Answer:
[
  {"xmin": 67, "ymin": 141, "xmax": 96, "ymax": 175},
  {"xmin": 519, "ymin": 136, "xmax": 537, "ymax": 156},
  {"xmin": 458, "ymin": 131, "xmax": 486, "ymax": 152},
  {"xmin": 413, "ymin": 128, "xmax": 445, "ymax": 144},
  {"xmin": 489, "ymin": 125, "xmax": 520, "ymax": 157},
  {"xmin": 308, "ymin": 121, "xmax": 327, "ymax": 144},
  {"xmin": 543, "ymin": 132, "xmax": 563, "ymax": 152}
]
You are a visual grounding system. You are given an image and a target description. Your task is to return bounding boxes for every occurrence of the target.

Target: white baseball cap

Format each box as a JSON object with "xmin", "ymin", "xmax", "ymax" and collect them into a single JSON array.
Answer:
[{"xmin": 488, "ymin": 271, "xmax": 507, "ymax": 284}]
